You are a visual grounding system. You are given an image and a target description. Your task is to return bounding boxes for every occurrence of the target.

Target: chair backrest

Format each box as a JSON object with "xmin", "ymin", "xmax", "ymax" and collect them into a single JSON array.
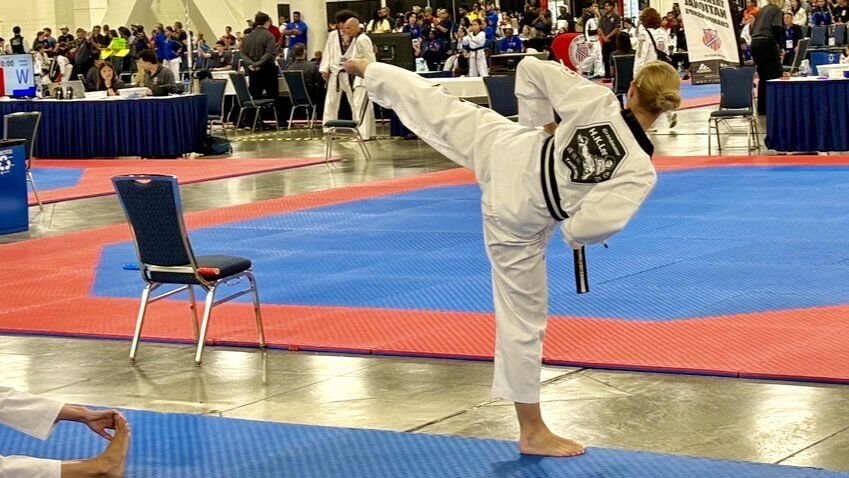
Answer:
[
  {"xmin": 228, "ymin": 72, "xmax": 254, "ymax": 106},
  {"xmin": 790, "ymin": 38, "xmax": 811, "ymax": 73},
  {"xmin": 483, "ymin": 75, "xmax": 518, "ymax": 117},
  {"xmin": 112, "ymin": 175, "xmax": 198, "ymax": 274},
  {"xmin": 718, "ymin": 66, "xmax": 755, "ymax": 110},
  {"xmin": 801, "ymin": 25, "xmax": 810, "ymax": 38},
  {"xmin": 612, "ymin": 54, "xmax": 635, "ymax": 96},
  {"xmin": 282, "ymin": 70, "xmax": 313, "ymax": 106},
  {"xmin": 3, "ymin": 111, "xmax": 41, "ymax": 167},
  {"xmin": 834, "ymin": 24, "xmax": 847, "ymax": 45},
  {"xmin": 200, "ymin": 78, "xmax": 227, "ymax": 117},
  {"xmin": 811, "ymin": 25, "xmax": 828, "ymax": 46}
]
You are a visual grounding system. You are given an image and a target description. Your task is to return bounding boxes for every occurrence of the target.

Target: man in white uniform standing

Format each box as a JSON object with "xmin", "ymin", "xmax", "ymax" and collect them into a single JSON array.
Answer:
[
  {"xmin": 343, "ymin": 56, "xmax": 680, "ymax": 456},
  {"xmin": 341, "ymin": 17, "xmax": 377, "ymax": 140},
  {"xmin": 320, "ymin": 11, "xmax": 357, "ymax": 132},
  {"xmin": 0, "ymin": 386, "xmax": 130, "ymax": 477}
]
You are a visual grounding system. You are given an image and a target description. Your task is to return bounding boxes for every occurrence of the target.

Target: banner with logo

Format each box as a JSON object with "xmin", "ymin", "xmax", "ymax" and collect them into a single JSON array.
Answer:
[{"xmin": 680, "ymin": 0, "xmax": 740, "ymax": 84}]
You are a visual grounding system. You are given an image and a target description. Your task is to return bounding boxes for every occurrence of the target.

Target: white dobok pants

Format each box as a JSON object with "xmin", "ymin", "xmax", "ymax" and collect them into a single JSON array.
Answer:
[
  {"xmin": 580, "ymin": 40, "xmax": 604, "ymax": 77},
  {"xmin": 323, "ymin": 72, "xmax": 376, "ymax": 139},
  {"xmin": 0, "ymin": 387, "xmax": 63, "ymax": 477},
  {"xmin": 469, "ymin": 49, "xmax": 489, "ymax": 77},
  {"xmin": 365, "ymin": 62, "xmax": 555, "ymax": 404}
]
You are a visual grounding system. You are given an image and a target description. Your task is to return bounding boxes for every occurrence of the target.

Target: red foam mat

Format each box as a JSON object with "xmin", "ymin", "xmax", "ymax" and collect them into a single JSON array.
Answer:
[
  {"xmin": 4, "ymin": 158, "xmax": 849, "ymax": 384},
  {"xmin": 30, "ymin": 158, "xmax": 336, "ymax": 205}
]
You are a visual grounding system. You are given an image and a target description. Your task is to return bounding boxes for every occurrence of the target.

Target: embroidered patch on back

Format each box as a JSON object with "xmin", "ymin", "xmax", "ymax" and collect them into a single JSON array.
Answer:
[{"xmin": 563, "ymin": 123, "xmax": 627, "ymax": 183}]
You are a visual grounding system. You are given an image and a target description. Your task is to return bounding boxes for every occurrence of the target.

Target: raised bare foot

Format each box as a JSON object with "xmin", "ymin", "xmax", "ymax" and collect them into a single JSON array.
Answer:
[
  {"xmin": 93, "ymin": 413, "xmax": 131, "ymax": 477},
  {"xmin": 519, "ymin": 428, "xmax": 586, "ymax": 458}
]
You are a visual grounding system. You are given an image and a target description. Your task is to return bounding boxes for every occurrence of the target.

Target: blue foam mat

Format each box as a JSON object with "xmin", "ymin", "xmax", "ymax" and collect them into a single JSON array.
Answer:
[
  {"xmin": 90, "ymin": 167, "xmax": 849, "ymax": 320},
  {"xmin": 0, "ymin": 409, "xmax": 844, "ymax": 478},
  {"xmin": 29, "ymin": 168, "xmax": 84, "ymax": 192},
  {"xmin": 680, "ymin": 82, "xmax": 721, "ymax": 101}
]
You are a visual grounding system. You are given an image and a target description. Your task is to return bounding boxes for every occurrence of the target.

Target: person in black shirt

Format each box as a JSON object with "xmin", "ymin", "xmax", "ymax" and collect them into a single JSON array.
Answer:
[
  {"xmin": 7, "ymin": 26, "xmax": 27, "ymax": 54},
  {"xmin": 58, "ymin": 26, "xmax": 73, "ymax": 44},
  {"xmin": 138, "ymin": 49, "xmax": 178, "ymax": 96},
  {"xmin": 783, "ymin": 12, "xmax": 804, "ymax": 65},
  {"xmin": 286, "ymin": 43, "xmax": 321, "ymax": 101},
  {"xmin": 834, "ymin": 0, "xmax": 849, "ymax": 22},
  {"xmin": 599, "ymin": 0, "xmax": 621, "ymax": 80},
  {"xmin": 199, "ymin": 41, "xmax": 234, "ymax": 70},
  {"xmin": 94, "ymin": 62, "xmax": 126, "ymax": 96},
  {"xmin": 241, "ymin": 11, "xmax": 279, "ymax": 101},
  {"xmin": 91, "ymin": 26, "xmax": 107, "ymax": 48},
  {"xmin": 434, "ymin": 8, "xmax": 454, "ymax": 41},
  {"xmin": 750, "ymin": 0, "xmax": 784, "ymax": 114},
  {"xmin": 71, "ymin": 28, "xmax": 96, "ymax": 81}
]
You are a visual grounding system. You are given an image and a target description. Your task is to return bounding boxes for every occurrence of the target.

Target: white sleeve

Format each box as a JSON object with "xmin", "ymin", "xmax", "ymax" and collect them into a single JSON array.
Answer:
[
  {"xmin": 461, "ymin": 35, "xmax": 471, "ymax": 47},
  {"xmin": 0, "ymin": 455, "xmax": 62, "ymax": 478},
  {"xmin": 0, "ymin": 386, "xmax": 64, "ymax": 441},
  {"xmin": 469, "ymin": 32, "xmax": 487, "ymax": 48},
  {"xmin": 561, "ymin": 151, "xmax": 657, "ymax": 248},
  {"xmin": 514, "ymin": 56, "xmax": 614, "ymax": 129},
  {"xmin": 319, "ymin": 35, "xmax": 333, "ymax": 74},
  {"xmin": 357, "ymin": 35, "xmax": 376, "ymax": 61}
]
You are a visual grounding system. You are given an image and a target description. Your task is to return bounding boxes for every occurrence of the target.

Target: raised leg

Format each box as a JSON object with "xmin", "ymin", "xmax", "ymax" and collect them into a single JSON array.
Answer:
[
  {"xmin": 194, "ymin": 285, "xmax": 217, "ymax": 366},
  {"xmin": 130, "ymin": 283, "xmax": 156, "ymax": 361}
]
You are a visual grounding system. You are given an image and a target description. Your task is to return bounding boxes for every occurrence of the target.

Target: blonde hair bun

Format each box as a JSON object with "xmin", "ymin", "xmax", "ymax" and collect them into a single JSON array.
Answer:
[{"xmin": 634, "ymin": 61, "xmax": 682, "ymax": 114}]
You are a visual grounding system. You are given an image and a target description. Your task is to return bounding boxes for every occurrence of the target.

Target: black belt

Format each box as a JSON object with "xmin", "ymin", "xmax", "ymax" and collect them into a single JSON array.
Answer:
[
  {"xmin": 539, "ymin": 135, "xmax": 568, "ymax": 221},
  {"xmin": 539, "ymin": 135, "xmax": 589, "ymax": 294}
]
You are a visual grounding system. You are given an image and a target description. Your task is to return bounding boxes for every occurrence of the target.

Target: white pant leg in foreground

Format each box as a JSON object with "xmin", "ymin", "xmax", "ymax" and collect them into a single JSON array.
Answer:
[
  {"xmin": 0, "ymin": 387, "xmax": 63, "ymax": 477},
  {"xmin": 364, "ymin": 61, "xmax": 555, "ymax": 403}
]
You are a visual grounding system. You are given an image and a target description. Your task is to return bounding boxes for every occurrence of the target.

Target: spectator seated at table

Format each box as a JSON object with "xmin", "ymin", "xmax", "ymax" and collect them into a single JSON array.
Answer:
[
  {"xmin": 784, "ymin": 12, "xmax": 803, "ymax": 66},
  {"xmin": 421, "ymin": 30, "xmax": 446, "ymax": 71},
  {"xmin": 286, "ymin": 43, "xmax": 321, "ymax": 100},
  {"xmin": 95, "ymin": 62, "xmax": 126, "ymax": 96},
  {"xmin": 198, "ymin": 40, "xmax": 233, "ymax": 71},
  {"xmin": 499, "ymin": 28, "xmax": 524, "ymax": 53},
  {"xmin": 138, "ymin": 49, "xmax": 178, "ymax": 96},
  {"xmin": 810, "ymin": 0, "xmax": 832, "ymax": 25},
  {"xmin": 83, "ymin": 60, "xmax": 104, "ymax": 91}
]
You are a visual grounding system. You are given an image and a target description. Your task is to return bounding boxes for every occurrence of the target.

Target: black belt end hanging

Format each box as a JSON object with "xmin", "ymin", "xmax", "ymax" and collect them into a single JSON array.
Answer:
[{"xmin": 573, "ymin": 247, "xmax": 589, "ymax": 295}]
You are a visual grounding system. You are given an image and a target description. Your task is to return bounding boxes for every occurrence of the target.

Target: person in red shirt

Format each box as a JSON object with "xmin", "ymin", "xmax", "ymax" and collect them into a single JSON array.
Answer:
[{"xmin": 268, "ymin": 22, "xmax": 282, "ymax": 50}]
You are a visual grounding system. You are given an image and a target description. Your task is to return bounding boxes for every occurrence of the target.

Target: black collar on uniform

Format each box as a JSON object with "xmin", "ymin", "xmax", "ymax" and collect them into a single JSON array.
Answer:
[{"xmin": 621, "ymin": 110, "xmax": 654, "ymax": 157}]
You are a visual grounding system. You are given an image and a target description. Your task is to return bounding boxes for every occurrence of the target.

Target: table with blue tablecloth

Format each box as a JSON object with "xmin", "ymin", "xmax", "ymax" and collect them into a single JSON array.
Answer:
[
  {"xmin": 0, "ymin": 95, "xmax": 207, "ymax": 159},
  {"xmin": 766, "ymin": 77, "xmax": 849, "ymax": 152}
]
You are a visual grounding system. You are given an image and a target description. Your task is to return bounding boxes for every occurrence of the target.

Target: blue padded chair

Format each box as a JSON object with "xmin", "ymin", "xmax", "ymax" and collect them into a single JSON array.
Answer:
[
  {"xmin": 811, "ymin": 25, "xmax": 828, "ymax": 47},
  {"xmin": 324, "ymin": 85, "xmax": 372, "ymax": 161},
  {"xmin": 112, "ymin": 174, "xmax": 266, "ymax": 365},
  {"xmin": 282, "ymin": 70, "xmax": 318, "ymax": 129},
  {"xmin": 229, "ymin": 71, "xmax": 279, "ymax": 132},
  {"xmin": 833, "ymin": 24, "xmax": 847, "ymax": 45},
  {"xmin": 199, "ymin": 78, "xmax": 228, "ymax": 137},
  {"xmin": 612, "ymin": 54, "xmax": 635, "ymax": 108},
  {"xmin": 482, "ymin": 75, "xmax": 518, "ymax": 120},
  {"xmin": 783, "ymin": 37, "xmax": 811, "ymax": 74},
  {"xmin": 4, "ymin": 111, "xmax": 43, "ymax": 210},
  {"xmin": 708, "ymin": 66, "xmax": 760, "ymax": 155}
]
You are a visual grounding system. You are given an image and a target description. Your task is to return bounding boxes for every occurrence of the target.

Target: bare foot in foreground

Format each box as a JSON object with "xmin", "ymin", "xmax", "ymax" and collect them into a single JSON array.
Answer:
[
  {"xmin": 62, "ymin": 412, "xmax": 131, "ymax": 477},
  {"xmin": 519, "ymin": 427, "xmax": 587, "ymax": 457}
]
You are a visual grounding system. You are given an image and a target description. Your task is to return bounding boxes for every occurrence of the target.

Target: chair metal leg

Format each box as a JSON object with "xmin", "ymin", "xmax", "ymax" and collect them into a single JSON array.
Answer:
[
  {"xmin": 287, "ymin": 106, "xmax": 296, "ymax": 130},
  {"xmin": 716, "ymin": 119, "xmax": 723, "ymax": 155},
  {"xmin": 251, "ymin": 107, "xmax": 260, "ymax": 132},
  {"xmin": 187, "ymin": 285, "xmax": 200, "ymax": 342},
  {"xmin": 195, "ymin": 285, "xmax": 217, "ymax": 366},
  {"xmin": 246, "ymin": 272, "xmax": 266, "ymax": 348},
  {"xmin": 325, "ymin": 133, "xmax": 333, "ymax": 162},
  {"xmin": 236, "ymin": 109, "xmax": 245, "ymax": 132},
  {"xmin": 309, "ymin": 107, "xmax": 317, "ymax": 129},
  {"xmin": 272, "ymin": 106, "xmax": 280, "ymax": 131},
  {"xmin": 708, "ymin": 120, "xmax": 712, "ymax": 155},
  {"xmin": 130, "ymin": 283, "xmax": 155, "ymax": 362},
  {"xmin": 27, "ymin": 171, "xmax": 43, "ymax": 210},
  {"xmin": 753, "ymin": 116, "xmax": 762, "ymax": 152},
  {"xmin": 355, "ymin": 132, "xmax": 371, "ymax": 160}
]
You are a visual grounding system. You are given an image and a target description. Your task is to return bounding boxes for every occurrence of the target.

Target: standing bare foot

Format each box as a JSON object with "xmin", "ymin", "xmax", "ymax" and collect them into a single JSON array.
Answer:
[
  {"xmin": 519, "ymin": 427, "xmax": 586, "ymax": 457},
  {"xmin": 514, "ymin": 402, "xmax": 586, "ymax": 458}
]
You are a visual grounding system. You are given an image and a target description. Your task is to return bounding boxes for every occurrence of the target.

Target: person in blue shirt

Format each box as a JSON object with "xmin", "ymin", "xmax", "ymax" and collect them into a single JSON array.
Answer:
[
  {"xmin": 484, "ymin": 17, "xmax": 496, "ymax": 40},
  {"xmin": 810, "ymin": 0, "xmax": 832, "ymax": 25},
  {"xmin": 283, "ymin": 10, "xmax": 308, "ymax": 58},
  {"xmin": 485, "ymin": 3, "xmax": 500, "ymax": 30},
  {"xmin": 402, "ymin": 12, "xmax": 423, "ymax": 40},
  {"xmin": 152, "ymin": 27, "xmax": 172, "ymax": 63},
  {"xmin": 499, "ymin": 27, "xmax": 524, "ymax": 52}
]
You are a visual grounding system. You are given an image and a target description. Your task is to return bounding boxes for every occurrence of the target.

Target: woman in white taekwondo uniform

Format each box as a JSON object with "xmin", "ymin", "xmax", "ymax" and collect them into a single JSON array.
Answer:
[
  {"xmin": 343, "ymin": 56, "xmax": 680, "ymax": 456},
  {"xmin": 0, "ymin": 386, "xmax": 130, "ymax": 477}
]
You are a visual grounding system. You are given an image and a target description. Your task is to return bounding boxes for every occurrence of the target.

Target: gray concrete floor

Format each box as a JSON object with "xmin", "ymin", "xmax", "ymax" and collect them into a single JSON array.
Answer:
[{"xmin": 3, "ymin": 107, "xmax": 848, "ymax": 472}]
